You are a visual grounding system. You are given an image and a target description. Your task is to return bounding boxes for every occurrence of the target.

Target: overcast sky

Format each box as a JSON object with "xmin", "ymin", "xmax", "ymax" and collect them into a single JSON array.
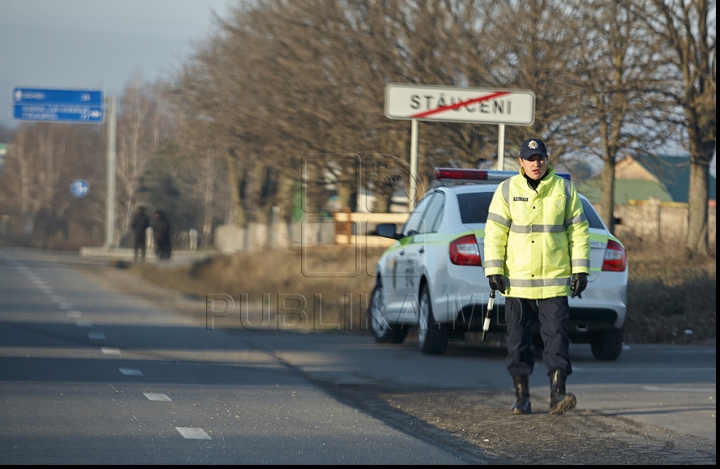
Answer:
[{"xmin": 0, "ymin": 0, "xmax": 233, "ymax": 129}]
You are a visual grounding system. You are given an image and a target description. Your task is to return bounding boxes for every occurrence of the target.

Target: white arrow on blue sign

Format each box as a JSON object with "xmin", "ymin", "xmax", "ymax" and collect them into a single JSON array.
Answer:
[
  {"xmin": 71, "ymin": 179, "xmax": 90, "ymax": 198},
  {"xmin": 13, "ymin": 88, "xmax": 104, "ymax": 123}
]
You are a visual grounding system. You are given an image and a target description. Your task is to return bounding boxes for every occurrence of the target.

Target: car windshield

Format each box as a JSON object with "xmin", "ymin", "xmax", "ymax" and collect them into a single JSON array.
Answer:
[{"xmin": 458, "ymin": 191, "xmax": 605, "ymax": 229}]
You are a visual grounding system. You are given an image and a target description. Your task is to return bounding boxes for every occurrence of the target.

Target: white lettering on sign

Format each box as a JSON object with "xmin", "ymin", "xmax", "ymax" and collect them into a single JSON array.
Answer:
[
  {"xmin": 409, "ymin": 93, "xmax": 512, "ymax": 115},
  {"xmin": 385, "ymin": 84, "xmax": 535, "ymax": 125},
  {"xmin": 21, "ymin": 91, "xmax": 46, "ymax": 100}
]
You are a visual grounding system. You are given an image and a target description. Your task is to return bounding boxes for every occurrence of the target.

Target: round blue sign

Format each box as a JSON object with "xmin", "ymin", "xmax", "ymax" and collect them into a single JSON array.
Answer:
[{"xmin": 70, "ymin": 179, "xmax": 90, "ymax": 198}]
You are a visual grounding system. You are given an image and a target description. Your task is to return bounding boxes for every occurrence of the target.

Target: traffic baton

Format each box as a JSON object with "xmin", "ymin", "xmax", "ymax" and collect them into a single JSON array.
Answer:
[{"xmin": 481, "ymin": 290, "xmax": 495, "ymax": 341}]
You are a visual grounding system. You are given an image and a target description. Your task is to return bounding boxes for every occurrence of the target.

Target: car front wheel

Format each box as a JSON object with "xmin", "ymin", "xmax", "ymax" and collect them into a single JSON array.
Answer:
[
  {"xmin": 418, "ymin": 284, "xmax": 448, "ymax": 354},
  {"xmin": 590, "ymin": 328, "xmax": 624, "ymax": 360},
  {"xmin": 369, "ymin": 284, "xmax": 408, "ymax": 344}
]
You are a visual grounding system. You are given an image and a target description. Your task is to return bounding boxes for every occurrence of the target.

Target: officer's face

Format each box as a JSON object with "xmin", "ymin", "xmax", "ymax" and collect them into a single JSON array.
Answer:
[{"xmin": 519, "ymin": 155, "xmax": 548, "ymax": 180}]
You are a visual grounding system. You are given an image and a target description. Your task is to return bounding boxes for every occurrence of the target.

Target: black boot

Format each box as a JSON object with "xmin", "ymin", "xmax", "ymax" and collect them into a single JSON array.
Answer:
[
  {"xmin": 549, "ymin": 369, "xmax": 576, "ymax": 415},
  {"xmin": 511, "ymin": 375, "xmax": 532, "ymax": 414}
]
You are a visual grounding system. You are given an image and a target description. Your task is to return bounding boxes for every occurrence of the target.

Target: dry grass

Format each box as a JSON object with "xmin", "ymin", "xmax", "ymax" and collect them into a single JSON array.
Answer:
[
  {"xmin": 130, "ymin": 241, "xmax": 716, "ymax": 344},
  {"xmin": 622, "ymin": 239, "xmax": 716, "ymax": 344},
  {"xmin": 130, "ymin": 246, "xmax": 386, "ymax": 331}
]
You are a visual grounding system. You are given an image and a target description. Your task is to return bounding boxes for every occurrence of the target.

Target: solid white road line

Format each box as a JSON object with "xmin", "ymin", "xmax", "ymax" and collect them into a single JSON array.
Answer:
[
  {"xmin": 642, "ymin": 386, "xmax": 716, "ymax": 393},
  {"xmin": 573, "ymin": 367, "xmax": 716, "ymax": 373}
]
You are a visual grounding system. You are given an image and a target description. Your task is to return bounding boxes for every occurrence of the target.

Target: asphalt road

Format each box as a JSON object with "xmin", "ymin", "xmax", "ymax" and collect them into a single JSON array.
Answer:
[
  {"xmin": 0, "ymin": 247, "xmax": 474, "ymax": 465},
  {"xmin": 0, "ymin": 247, "xmax": 715, "ymax": 464}
]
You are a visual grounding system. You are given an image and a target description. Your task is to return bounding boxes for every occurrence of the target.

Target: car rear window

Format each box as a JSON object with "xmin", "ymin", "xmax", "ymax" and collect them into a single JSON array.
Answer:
[
  {"xmin": 457, "ymin": 192, "xmax": 494, "ymax": 224},
  {"xmin": 580, "ymin": 199, "xmax": 605, "ymax": 229},
  {"xmin": 458, "ymin": 191, "xmax": 605, "ymax": 229}
]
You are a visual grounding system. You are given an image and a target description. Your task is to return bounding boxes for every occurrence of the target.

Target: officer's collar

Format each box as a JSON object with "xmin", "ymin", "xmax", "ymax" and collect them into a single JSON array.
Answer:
[{"xmin": 520, "ymin": 165, "xmax": 554, "ymax": 188}]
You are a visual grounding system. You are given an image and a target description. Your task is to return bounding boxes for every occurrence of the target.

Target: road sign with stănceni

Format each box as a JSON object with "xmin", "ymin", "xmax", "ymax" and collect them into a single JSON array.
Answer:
[
  {"xmin": 384, "ymin": 84, "xmax": 535, "ymax": 125},
  {"xmin": 13, "ymin": 88, "xmax": 104, "ymax": 123}
]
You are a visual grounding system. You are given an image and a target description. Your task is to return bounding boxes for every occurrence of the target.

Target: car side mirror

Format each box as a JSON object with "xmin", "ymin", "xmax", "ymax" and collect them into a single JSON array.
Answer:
[{"xmin": 376, "ymin": 223, "xmax": 398, "ymax": 239}]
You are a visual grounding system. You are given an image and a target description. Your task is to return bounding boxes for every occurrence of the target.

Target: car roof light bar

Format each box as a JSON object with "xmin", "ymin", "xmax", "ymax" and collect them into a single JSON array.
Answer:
[{"xmin": 433, "ymin": 167, "xmax": 571, "ymax": 183}]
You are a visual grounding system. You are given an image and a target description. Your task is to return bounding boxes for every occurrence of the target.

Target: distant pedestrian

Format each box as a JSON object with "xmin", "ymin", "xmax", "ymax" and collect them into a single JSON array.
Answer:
[
  {"xmin": 130, "ymin": 206, "xmax": 150, "ymax": 261},
  {"xmin": 152, "ymin": 210, "xmax": 172, "ymax": 260}
]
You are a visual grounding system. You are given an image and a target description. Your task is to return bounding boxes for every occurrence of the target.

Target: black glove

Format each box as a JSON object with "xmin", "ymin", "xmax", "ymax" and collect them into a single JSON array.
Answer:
[
  {"xmin": 488, "ymin": 275, "xmax": 506, "ymax": 294},
  {"xmin": 571, "ymin": 273, "xmax": 588, "ymax": 298}
]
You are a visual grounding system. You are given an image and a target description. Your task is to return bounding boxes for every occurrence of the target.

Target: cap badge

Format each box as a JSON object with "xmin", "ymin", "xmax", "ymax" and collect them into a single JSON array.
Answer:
[{"xmin": 528, "ymin": 140, "xmax": 538, "ymax": 150}]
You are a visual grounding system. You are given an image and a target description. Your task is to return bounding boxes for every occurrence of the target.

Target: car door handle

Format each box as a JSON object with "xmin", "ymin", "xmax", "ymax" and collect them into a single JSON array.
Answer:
[
  {"xmin": 418, "ymin": 247, "xmax": 425, "ymax": 254},
  {"xmin": 399, "ymin": 250, "xmax": 405, "ymax": 256}
]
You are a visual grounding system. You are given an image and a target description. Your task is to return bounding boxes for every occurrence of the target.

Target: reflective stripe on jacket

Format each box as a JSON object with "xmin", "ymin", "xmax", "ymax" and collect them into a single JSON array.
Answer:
[{"xmin": 484, "ymin": 165, "xmax": 590, "ymax": 299}]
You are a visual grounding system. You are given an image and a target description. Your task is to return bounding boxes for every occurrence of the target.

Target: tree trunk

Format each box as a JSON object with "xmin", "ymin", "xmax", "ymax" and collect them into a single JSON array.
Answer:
[
  {"xmin": 226, "ymin": 149, "xmax": 244, "ymax": 227},
  {"xmin": 337, "ymin": 183, "xmax": 357, "ymax": 212},
  {"xmin": 201, "ymin": 157, "xmax": 215, "ymax": 248},
  {"xmin": 599, "ymin": 156, "xmax": 617, "ymax": 234},
  {"xmin": 685, "ymin": 160, "xmax": 709, "ymax": 255}
]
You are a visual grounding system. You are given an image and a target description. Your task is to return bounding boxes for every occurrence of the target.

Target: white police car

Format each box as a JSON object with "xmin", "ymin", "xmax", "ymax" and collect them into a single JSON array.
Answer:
[{"xmin": 368, "ymin": 168, "xmax": 628, "ymax": 360}]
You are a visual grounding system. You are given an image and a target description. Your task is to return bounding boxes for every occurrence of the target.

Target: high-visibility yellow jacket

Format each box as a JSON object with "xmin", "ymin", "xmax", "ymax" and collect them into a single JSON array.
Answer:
[{"xmin": 484, "ymin": 165, "xmax": 590, "ymax": 299}]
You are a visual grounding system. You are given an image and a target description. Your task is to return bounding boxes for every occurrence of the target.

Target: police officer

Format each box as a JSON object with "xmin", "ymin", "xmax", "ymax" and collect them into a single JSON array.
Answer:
[{"xmin": 484, "ymin": 138, "xmax": 590, "ymax": 415}]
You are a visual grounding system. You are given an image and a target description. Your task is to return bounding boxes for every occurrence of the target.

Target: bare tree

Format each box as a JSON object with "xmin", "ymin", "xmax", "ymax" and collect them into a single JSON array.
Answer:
[
  {"xmin": 114, "ymin": 77, "xmax": 174, "ymax": 246},
  {"xmin": 163, "ymin": 0, "xmax": 713, "ymax": 243},
  {"xmin": 560, "ymin": 0, "xmax": 673, "ymax": 233},
  {"xmin": 633, "ymin": 0, "xmax": 716, "ymax": 255},
  {"xmin": 0, "ymin": 122, "xmax": 104, "ymax": 247},
  {"xmin": 468, "ymin": 0, "xmax": 587, "ymax": 166}
]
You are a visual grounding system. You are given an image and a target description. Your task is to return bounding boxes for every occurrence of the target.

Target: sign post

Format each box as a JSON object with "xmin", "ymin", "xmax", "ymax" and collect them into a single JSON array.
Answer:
[
  {"xmin": 385, "ymin": 84, "xmax": 535, "ymax": 209},
  {"xmin": 13, "ymin": 87, "xmax": 115, "ymax": 250},
  {"xmin": 105, "ymin": 97, "xmax": 116, "ymax": 250}
]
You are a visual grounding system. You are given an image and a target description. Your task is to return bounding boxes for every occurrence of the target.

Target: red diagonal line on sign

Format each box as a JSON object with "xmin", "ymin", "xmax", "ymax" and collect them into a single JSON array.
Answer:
[{"xmin": 409, "ymin": 91, "xmax": 511, "ymax": 119}]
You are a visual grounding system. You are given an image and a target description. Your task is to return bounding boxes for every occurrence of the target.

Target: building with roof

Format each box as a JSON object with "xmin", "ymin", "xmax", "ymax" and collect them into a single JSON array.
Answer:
[{"xmin": 577, "ymin": 154, "xmax": 716, "ymax": 206}]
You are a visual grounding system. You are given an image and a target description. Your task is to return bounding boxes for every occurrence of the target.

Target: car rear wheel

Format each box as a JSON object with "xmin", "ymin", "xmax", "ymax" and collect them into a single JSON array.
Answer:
[
  {"xmin": 418, "ymin": 284, "xmax": 448, "ymax": 354},
  {"xmin": 590, "ymin": 328, "xmax": 624, "ymax": 360},
  {"xmin": 369, "ymin": 284, "xmax": 408, "ymax": 344}
]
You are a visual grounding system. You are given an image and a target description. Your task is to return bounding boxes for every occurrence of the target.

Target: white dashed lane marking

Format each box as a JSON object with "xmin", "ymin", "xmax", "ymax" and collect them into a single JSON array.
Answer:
[
  {"xmin": 143, "ymin": 393, "xmax": 172, "ymax": 401},
  {"xmin": 176, "ymin": 427, "xmax": 211, "ymax": 439},
  {"xmin": 11, "ymin": 261, "xmax": 223, "ymax": 447}
]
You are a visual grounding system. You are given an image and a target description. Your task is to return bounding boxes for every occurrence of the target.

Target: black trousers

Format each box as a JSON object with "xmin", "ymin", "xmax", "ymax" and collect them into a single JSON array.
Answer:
[
  {"xmin": 133, "ymin": 235, "xmax": 146, "ymax": 259},
  {"xmin": 505, "ymin": 296, "xmax": 571, "ymax": 377}
]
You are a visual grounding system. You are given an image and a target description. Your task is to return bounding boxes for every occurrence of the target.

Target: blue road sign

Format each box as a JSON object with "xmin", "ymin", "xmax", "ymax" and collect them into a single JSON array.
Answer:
[
  {"xmin": 70, "ymin": 179, "xmax": 90, "ymax": 198},
  {"xmin": 13, "ymin": 88, "xmax": 104, "ymax": 123}
]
